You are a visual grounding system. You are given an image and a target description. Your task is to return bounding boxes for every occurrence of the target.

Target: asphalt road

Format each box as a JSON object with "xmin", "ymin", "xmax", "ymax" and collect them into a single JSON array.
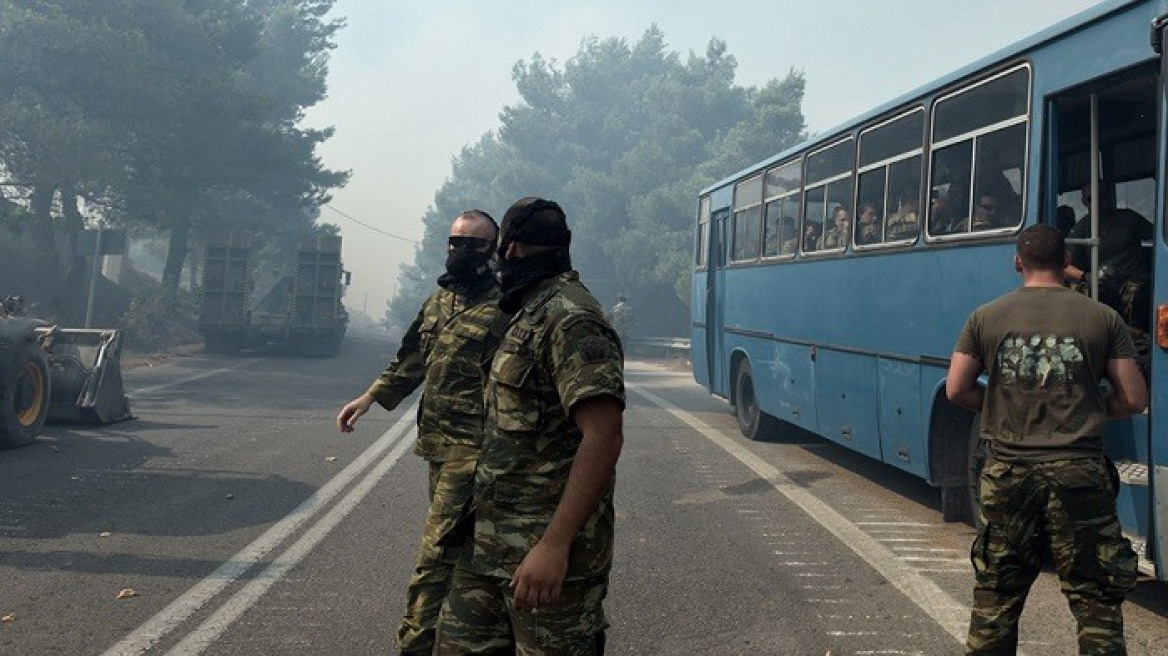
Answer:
[{"xmin": 1, "ymin": 331, "xmax": 1165, "ymax": 655}]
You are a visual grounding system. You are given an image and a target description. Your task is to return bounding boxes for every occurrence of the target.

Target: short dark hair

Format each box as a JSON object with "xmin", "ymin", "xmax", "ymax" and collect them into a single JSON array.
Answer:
[
  {"xmin": 457, "ymin": 209, "xmax": 498, "ymax": 239},
  {"xmin": 1016, "ymin": 224, "xmax": 1065, "ymax": 270}
]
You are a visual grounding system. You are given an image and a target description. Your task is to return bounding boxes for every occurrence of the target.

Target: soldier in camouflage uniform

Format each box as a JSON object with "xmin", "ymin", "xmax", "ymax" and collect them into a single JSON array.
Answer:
[
  {"xmin": 436, "ymin": 197, "xmax": 625, "ymax": 655},
  {"xmin": 946, "ymin": 225, "xmax": 1147, "ymax": 655},
  {"xmin": 336, "ymin": 209, "xmax": 510, "ymax": 655}
]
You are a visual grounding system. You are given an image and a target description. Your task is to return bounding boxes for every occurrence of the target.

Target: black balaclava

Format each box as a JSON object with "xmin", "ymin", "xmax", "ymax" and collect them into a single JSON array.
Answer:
[
  {"xmin": 496, "ymin": 197, "xmax": 572, "ymax": 312},
  {"xmin": 437, "ymin": 211, "xmax": 499, "ymax": 296}
]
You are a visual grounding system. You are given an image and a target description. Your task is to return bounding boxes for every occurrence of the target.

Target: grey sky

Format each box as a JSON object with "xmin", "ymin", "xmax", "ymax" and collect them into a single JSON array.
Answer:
[{"xmin": 303, "ymin": 0, "xmax": 1102, "ymax": 319}]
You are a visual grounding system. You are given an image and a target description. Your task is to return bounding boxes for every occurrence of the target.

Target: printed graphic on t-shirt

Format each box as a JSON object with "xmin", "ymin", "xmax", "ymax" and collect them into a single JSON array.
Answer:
[{"xmin": 996, "ymin": 333, "xmax": 1084, "ymax": 386}]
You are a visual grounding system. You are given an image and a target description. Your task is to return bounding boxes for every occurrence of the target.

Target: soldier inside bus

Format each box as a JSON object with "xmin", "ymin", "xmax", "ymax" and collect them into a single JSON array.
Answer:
[
  {"xmin": 821, "ymin": 205, "xmax": 850, "ymax": 249},
  {"xmin": 855, "ymin": 202, "xmax": 882, "ymax": 245},
  {"xmin": 1055, "ymin": 204, "xmax": 1076, "ymax": 235},
  {"xmin": 929, "ymin": 185, "xmax": 966, "ymax": 235},
  {"xmin": 803, "ymin": 220, "xmax": 821, "ymax": 252},
  {"xmin": 970, "ymin": 192, "xmax": 1004, "ymax": 231},
  {"xmin": 884, "ymin": 192, "xmax": 920, "ymax": 241},
  {"xmin": 779, "ymin": 216, "xmax": 799, "ymax": 255},
  {"xmin": 1063, "ymin": 182, "xmax": 1152, "ymax": 331}
]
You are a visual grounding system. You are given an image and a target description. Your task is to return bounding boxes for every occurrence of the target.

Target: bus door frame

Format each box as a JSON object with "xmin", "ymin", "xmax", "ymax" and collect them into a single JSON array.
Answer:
[
  {"xmin": 706, "ymin": 208, "xmax": 728, "ymax": 396},
  {"xmin": 1151, "ymin": 9, "xmax": 1168, "ymax": 581}
]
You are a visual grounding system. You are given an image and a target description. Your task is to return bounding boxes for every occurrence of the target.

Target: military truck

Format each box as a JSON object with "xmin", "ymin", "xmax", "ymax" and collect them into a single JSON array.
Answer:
[
  {"xmin": 198, "ymin": 232, "xmax": 350, "ymax": 356},
  {"xmin": 0, "ymin": 295, "xmax": 132, "ymax": 447}
]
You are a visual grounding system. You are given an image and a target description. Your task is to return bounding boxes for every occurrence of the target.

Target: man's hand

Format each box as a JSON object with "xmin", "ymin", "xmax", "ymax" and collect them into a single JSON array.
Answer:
[
  {"xmin": 510, "ymin": 541, "xmax": 569, "ymax": 612},
  {"xmin": 336, "ymin": 393, "xmax": 375, "ymax": 433}
]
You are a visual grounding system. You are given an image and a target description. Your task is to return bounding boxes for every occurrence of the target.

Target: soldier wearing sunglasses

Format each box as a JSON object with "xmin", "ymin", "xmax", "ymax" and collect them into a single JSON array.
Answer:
[{"xmin": 336, "ymin": 208, "xmax": 510, "ymax": 655}]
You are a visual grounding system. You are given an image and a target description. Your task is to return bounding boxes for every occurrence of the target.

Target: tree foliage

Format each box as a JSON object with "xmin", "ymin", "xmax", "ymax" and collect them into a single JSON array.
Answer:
[
  {"xmin": 386, "ymin": 26, "xmax": 805, "ymax": 337},
  {"xmin": 0, "ymin": 0, "xmax": 348, "ymax": 310}
]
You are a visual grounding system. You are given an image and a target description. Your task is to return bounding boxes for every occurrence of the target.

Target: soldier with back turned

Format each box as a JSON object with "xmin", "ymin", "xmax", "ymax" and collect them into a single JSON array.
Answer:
[{"xmin": 946, "ymin": 224, "xmax": 1147, "ymax": 655}]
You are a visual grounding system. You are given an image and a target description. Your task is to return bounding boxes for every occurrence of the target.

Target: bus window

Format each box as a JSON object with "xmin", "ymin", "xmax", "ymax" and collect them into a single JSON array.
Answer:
[
  {"xmin": 885, "ymin": 155, "xmax": 922, "ymax": 241},
  {"xmin": 732, "ymin": 175, "xmax": 763, "ymax": 262},
  {"xmin": 732, "ymin": 206, "xmax": 762, "ymax": 261},
  {"xmin": 970, "ymin": 123, "xmax": 1025, "ymax": 231},
  {"xmin": 696, "ymin": 196, "xmax": 710, "ymax": 268},
  {"xmin": 763, "ymin": 160, "xmax": 801, "ymax": 258},
  {"xmin": 803, "ymin": 139, "xmax": 854, "ymax": 253},
  {"xmin": 859, "ymin": 109, "xmax": 924, "ymax": 245},
  {"xmin": 928, "ymin": 65, "xmax": 1030, "ymax": 239},
  {"xmin": 929, "ymin": 141, "xmax": 972, "ymax": 235},
  {"xmin": 803, "ymin": 188, "xmax": 826, "ymax": 251},
  {"xmin": 855, "ymin": 168, "xmax": 886, "ymax": 246}
]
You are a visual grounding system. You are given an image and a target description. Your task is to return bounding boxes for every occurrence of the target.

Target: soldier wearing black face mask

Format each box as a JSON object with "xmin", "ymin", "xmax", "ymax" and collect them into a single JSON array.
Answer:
[
  {"xmin": 436, "ymin": 197, "xmax": 625, "ymax": 655},
  {"xmin": 336, "ymin": 209, "xmax": 510, "ymax": 656}
]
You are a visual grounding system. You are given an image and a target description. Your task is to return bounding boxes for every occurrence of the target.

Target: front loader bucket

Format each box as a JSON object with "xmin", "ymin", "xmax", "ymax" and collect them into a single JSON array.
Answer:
[{"xmin": 36, "ymin": 327, "xmax": 132, "ymax": 425}]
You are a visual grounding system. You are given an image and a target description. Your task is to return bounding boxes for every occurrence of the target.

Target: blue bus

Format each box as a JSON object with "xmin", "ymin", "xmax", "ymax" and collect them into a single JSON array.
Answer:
[{"xmin": 692, "ymin": 0, "xmax": 1168, "ymax": 581}]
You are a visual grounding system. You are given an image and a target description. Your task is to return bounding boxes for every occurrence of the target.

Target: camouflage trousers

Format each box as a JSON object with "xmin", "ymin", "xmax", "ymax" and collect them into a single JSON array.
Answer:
[
  {"xmin": 435, "ymin": 567, "xmax": 608, "ymax": 655},
  {"xmin": 396, "ymin": 457, "xmax": 477, "ymax": 655},
  {"xmin": 966, "ymin": 457, "xmax": 1138, "ymax": 655}
]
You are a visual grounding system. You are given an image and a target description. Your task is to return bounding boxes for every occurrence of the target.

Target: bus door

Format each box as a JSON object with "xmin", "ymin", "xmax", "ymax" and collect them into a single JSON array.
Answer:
[
  {"xmin": 1051, "ymin": 57, "xmax": 1160, "ymax": 576},
  {"xmin": 1152, "ymin": 9, "xmax": 1168, "ymax": 581},
  {"xmin": 707, "ymin": 208, "xmax": 730, "ymax": 396}
]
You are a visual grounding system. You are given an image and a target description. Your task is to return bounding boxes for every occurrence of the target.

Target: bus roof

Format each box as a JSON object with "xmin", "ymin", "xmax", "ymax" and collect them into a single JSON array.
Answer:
[{"xmin": 701, "ymin": 0, "xmax": 1147, "ymax": 196}]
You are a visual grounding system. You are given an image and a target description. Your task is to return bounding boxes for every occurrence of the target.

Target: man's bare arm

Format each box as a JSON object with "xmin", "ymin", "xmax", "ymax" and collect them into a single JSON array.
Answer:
[
  {"xmin": 1105, "ymin": 358, "xmax": 1148, "ymax": 417},
  {"xmin": 510, "ymin": 395, "xmax": 623, "ymax": 610},
  {"xmin": 946, "ymin": 352, "xmax": 985, "ymax": 412}
]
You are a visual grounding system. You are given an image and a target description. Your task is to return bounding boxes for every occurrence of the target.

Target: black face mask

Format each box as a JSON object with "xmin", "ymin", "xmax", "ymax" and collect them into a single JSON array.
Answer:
[
  {"xmin": 444, "ymin": 248, "xmax": 492, "ymax": 283},
  {"xmin": 497, "ymin": 250, "xmax": 571, "ymax": 313}
]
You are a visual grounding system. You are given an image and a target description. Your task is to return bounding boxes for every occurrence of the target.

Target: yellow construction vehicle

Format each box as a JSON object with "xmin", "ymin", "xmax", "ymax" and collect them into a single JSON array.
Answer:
[{"xmin": 0, "ymin": 295, "xmax": 131, "ymax": 447}]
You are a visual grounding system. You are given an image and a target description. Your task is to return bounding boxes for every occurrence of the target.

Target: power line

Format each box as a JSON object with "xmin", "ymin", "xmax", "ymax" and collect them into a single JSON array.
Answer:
[{"xmin": 322, "ymin": 204, "xmax": 419, "ymax": 244}]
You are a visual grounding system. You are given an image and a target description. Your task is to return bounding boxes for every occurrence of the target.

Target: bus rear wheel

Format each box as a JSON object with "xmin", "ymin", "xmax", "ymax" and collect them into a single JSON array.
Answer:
[
  {"xmin": 941, "ymin": 414, "xmax": 984, "ymax": 525},
  {"xmin": 734, "ymin": 359, "xmax": 779, "ymax": 440}
]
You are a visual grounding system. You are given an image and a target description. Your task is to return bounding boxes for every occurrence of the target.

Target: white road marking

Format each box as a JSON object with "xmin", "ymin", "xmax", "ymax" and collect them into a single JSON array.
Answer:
[
  {"xmin": 629, "ymin": 384, "xmax": 971, "ymax": 648},
  {"xmin": 102, "ymin": 404, "xmax": 418, "ymax": 656},
  {"xmin": 130, "ymin": 360, "xmax": 261, "ymax": 395},
  {"xmin": 168, "ymin": 423, "xmax": 417, "ymax": 654}
]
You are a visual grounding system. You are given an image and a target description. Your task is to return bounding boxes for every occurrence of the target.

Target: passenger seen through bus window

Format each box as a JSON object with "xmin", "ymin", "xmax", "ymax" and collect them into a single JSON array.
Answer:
[
  {"xmin": 885, "ymin": 194, "xmax": 919, "ymax": 240},
  {"xmin": 803, "ymin": 221, "xmax": 821, "ymax": 251},
  {"xmin": 856, "ymin": 202, "xmax": 881, "ymax": 245},
  {"xmin": 929, "ymin": 186, "xmax": 965, "ymax": 235},
  {"xmin": 779, "ymin": 217, "xmax": 798, "ymax": 255},
  {"xmin": 821, "ymin": 206, "xmax": 850, "ymax": 249},
  {"xmin": 971, "ymin": 193, "xmax": 1002, "ymax": 230}
]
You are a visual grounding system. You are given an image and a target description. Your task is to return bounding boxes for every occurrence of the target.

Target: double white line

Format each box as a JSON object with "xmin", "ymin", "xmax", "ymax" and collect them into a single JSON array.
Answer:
[{"xmin": 103, "ymin": 404, "xmax": 419, "ymax": 655}]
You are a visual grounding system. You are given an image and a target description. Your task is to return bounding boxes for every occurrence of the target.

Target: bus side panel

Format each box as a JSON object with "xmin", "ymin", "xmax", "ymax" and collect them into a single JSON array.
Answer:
[
  {"xmin": 814, "ymin": 350, "xmax": 881, "ymax": 460},
  {"xmin": 877, "ymin": 358, "xmax": 927, "ymax": 478},
  {"xmin": 1104, "ymin": 415, "xmax": 1151, "ymax": 551},
  {"xmin": 690, "ymin": 274, "xmax": 711, "ymax": 389},
  {"xmin": 919, "ymin": 364, "xmax": 951, "ymax": 485},
  {"xmin": 756, "ymin": 340, "xmax": 817, "ymax": 433}
]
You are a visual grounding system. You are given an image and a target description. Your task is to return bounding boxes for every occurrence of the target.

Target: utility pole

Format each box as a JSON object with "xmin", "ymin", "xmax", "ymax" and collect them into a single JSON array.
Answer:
[{"xmin": 84, "ymin": 223, "xmax": 104, "ymax": 329}]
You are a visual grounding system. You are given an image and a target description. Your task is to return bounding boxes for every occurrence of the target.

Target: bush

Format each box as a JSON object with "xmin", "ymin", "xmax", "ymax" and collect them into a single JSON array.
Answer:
[{"xmin": 120, "ymin": 283, "xmax": 200, "ymax": 353}]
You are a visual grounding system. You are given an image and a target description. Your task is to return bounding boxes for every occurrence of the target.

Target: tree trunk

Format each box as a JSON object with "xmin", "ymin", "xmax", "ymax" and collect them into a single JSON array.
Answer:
[
  {"xmin": 162, "ymin": 214, "xmax": 190, "ymax": 290},
  {"xmin": 61, "ymin": 190, "xmax": 86, "ymax": 231},
  {"xmin": 29, "ymin": 184, "xmax": 60, "ymax": 277}
]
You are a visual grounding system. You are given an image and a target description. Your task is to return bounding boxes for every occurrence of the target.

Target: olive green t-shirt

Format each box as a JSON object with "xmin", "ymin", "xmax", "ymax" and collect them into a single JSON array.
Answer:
[{"xmin": 953, "ymin": 286, "xmax": 1137, "ymax": 461}]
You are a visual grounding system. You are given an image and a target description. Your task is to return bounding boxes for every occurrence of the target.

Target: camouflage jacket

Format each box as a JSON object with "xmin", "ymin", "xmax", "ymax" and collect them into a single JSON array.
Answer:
[
  {"xmin": 367, "ymin": 282, "xmax": 509, "ymax": 461},
  {"xmin": 468, "ymin": 271, "xmax": 625, "ymax": 581}
]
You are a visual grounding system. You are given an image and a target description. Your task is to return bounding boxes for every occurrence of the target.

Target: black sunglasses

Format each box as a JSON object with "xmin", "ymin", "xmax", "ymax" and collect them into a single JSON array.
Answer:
[{"xmin": 448, "ymin": 236, "xmax": 492, "ymax": 250}]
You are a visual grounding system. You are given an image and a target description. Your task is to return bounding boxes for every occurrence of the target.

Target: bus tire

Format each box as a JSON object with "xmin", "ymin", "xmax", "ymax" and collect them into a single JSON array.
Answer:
[
  {"xmin": 940, "ymin": 414, "xmax": 984, "ymax": 525},
  {"xmin": 734, "ymin": 359, "xmax": 779, "ymax": 440},
  {"xmin": 0, "ymin": 342, "xmax": 50, "ymax": 448}
]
